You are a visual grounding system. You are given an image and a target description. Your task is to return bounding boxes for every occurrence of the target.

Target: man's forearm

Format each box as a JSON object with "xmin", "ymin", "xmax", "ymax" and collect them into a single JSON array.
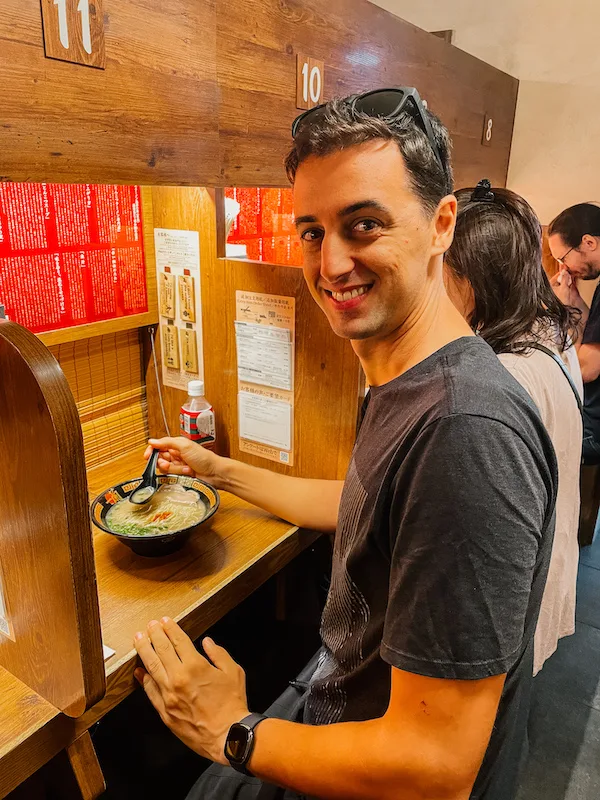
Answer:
[
  {"xmin": 248, "ymin": 717, "xmax": 471, "ymax": 800},
  {"xmin": 218, "ymin": 458, "xmax": 343, "ymax": 532}
]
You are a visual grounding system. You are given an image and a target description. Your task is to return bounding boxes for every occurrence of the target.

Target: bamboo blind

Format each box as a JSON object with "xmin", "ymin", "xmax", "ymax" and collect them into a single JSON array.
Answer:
[{"xmin": 49, "ymin": 330, "xmax": 149, "ymax": 469}]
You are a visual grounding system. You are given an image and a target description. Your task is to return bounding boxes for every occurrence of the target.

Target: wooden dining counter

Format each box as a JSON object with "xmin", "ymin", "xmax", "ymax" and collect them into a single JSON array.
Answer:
[{"xmin": 0, "ymin": 450, "xmax": 320, "ymax": 798}]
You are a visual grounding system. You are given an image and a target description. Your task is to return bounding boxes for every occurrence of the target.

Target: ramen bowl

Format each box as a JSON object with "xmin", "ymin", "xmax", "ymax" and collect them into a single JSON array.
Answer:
[{"xmin": 91, "ymin": 474, "xmax": 220, "ymax": 557}]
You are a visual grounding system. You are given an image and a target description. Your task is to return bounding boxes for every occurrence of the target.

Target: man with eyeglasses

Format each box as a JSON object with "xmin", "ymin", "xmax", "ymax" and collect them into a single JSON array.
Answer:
[
  {"xmin": 133, "ymin": 89, "xmax": 557, "ymax": 800},
  {"xmin": 549, "ymin": 203, "xmax": 600, "ymax": 463}
]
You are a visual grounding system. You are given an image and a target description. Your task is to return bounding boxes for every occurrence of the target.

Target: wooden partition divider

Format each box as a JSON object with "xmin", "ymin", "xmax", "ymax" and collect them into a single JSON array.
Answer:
[
  {"xmin": 1, "ymin": 0, "xmax": 518, "ymax": 188},
  {"xmin": 143, "ymin": 187, "xmax": 363, "ymax": 480},
  {"xmin": 0, "ymin": 320, "xmax": 105, "ymax": 718}
]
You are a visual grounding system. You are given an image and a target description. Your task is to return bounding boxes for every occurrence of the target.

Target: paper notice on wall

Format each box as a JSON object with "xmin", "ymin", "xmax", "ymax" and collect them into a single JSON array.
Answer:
[
  {"xmin": 238, "ymin": 391, "xmax": 292, "ymax": 451},
  {"xmin": 235, "ymin": 291, "xmax": 295, "ymax": 466},
  {"xmin": 154, "ymin": 229, "xmax": 203, "ymax": 391},
  {"xmin": 235, "ymin": 322, "xmax": 292, "ymax": 391}
]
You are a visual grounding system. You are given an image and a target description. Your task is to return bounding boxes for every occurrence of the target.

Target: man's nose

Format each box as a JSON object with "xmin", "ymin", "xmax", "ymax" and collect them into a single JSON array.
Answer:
[{"xmin": 320, "ymin": 233, "xmax": 355, "ymax": 285}]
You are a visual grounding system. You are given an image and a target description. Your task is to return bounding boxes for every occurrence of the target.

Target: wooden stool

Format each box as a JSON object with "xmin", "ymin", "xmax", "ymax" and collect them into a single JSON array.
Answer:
[{"xmin": 579, "ymin": 464, "xmax": 600, "ymax": 547}]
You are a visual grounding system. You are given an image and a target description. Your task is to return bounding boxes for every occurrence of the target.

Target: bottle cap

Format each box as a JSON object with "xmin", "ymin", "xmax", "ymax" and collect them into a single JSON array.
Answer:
[{"xmin": 188, "ymin": 380, "xmax": 204, "ymax": 396}]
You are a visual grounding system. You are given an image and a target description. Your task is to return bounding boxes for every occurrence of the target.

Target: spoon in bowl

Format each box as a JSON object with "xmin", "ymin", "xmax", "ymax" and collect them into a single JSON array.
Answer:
[{"xmin": 129, "ymin": 448, "xmax": 160, "ymax": 505}]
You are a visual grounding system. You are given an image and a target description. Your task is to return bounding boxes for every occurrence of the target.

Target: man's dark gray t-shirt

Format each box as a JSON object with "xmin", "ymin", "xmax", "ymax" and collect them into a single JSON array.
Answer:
[{"xmin": 305, "ymin": 336, "xmax": 557, "ymax": 800}]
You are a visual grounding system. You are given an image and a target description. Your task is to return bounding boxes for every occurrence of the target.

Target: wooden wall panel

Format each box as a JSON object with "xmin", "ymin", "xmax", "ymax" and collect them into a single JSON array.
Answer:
[
  {"xmin": 0, "ymin": 0, "xmax": 219, "ymax": 184},
  {"xmin": 542, "ymin": 226, "xmax": 559, "ymax": 279},
  {"xmin": 0, "ymin": 0, "xmax": 516, "ymax": 188},
  {"xmin": 217, "ymin": 0, "xmax": 519, "ymax": 190},
  {"xmin": 144, "ymin": 187, "xmax": 363, "ymax": 480}
]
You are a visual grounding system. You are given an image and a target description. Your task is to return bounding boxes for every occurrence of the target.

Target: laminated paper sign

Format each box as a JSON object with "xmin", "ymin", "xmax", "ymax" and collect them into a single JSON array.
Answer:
[
  {"xmin": 178, "ymin": 275, "xmax": 196, "ymax": 323},
  {"xmin": 180, "ymin": 327, "xmax": 199, "ymax": 374},
  {"xmin": 161, "ymin": 323, "xmax": 180, "ymax": 369},
  {"xmin": 159, "ymin": 271, "xmax": 176, "ymax": 318},
  {"xmin": 0, "ymin": 184, "xmax": 147, "ymax": 334},
  {"xmin": 235, "ymin": 291, "xmax": 295, "ymax": 466},
  {"xmin": 154, "ymin": 229, "xmax": 204, "ymax": 391}
]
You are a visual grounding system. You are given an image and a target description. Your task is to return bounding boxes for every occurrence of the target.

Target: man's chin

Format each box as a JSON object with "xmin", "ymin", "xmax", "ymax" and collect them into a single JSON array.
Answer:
[{"xmin": 329, "ymin": 321, "xmax": 380, "ymax": 341}]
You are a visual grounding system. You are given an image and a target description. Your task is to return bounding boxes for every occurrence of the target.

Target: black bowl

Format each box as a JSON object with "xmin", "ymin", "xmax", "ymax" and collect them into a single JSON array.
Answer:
[{"xmin": 90, "ymin": 475, "xmax": 220, "ymax": 557}]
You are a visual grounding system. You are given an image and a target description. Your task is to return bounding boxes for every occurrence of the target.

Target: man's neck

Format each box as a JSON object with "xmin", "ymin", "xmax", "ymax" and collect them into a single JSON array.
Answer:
[{"xmin": 354, "ymin": 292, "xmax": 474, "ymax": 387}]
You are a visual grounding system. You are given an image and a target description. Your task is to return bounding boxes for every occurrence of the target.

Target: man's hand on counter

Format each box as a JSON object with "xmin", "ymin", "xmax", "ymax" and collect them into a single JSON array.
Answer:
[{"xmin": 134, "ymin": 617, "xmax": 249, "ymax": 764}]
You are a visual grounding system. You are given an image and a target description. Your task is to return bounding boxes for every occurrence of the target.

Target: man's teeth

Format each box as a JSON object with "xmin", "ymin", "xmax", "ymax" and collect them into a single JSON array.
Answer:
[{"xmin": 331, "ymin": 286, "xmax": 369, "ymax": 302}]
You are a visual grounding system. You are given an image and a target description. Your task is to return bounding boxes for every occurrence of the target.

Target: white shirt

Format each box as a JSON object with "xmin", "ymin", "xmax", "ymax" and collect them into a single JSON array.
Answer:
[{"xmin": 499, "ymin": 342, "xmax": 583, "ymax": 675}]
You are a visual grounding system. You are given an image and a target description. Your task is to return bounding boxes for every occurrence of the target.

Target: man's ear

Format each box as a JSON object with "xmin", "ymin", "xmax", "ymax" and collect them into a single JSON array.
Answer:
[
  {"xmin": 583, "ymin": 234, "xmax": 599, "ymax": 252},
  {"xmin": 432, "ymin": 195, "xmax": 457, "ymax": 257}
]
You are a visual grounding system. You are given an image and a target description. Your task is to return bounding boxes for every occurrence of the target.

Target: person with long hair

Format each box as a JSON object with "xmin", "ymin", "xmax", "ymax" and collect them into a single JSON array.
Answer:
[{"xmin": 445, "ymin": 181, "xmax": 583, "ymax": 674}]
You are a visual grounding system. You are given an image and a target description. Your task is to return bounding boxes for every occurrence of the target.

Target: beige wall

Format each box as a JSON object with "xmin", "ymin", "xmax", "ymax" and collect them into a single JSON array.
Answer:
[{"xmin": 370, "ymin": 0, "xmax": 600, "ymax": 224}]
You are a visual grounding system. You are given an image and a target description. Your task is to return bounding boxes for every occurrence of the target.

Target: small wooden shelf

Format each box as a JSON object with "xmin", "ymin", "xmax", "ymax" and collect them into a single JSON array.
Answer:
[{"xmin": 36, "ymin": 311, "xmax": 158, "ymax": 347}]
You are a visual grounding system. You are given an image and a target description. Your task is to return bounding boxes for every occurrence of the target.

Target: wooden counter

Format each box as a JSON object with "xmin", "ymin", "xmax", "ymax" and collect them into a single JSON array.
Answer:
[{"xmin": 0, "ymin": 450, "xmax": 319, "ymax": 798}]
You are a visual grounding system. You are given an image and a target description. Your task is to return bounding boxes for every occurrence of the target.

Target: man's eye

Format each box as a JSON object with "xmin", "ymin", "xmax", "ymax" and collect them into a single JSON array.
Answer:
[
  {"xmin": 353, "ymin": 219, "xmax": 380, "ymax": 233},
  {"xmin": 300, "ymin": 229, "xmax": 323, "ymax": 242}
]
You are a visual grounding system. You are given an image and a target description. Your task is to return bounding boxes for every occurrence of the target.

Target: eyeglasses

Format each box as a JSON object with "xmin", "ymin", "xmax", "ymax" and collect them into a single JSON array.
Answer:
[
  {"xmin": 291, "ymin": 87, "xmax": 445, "ymax": 170},
  {"xmin": 556, "ymin": 245, "xmax": 576, "ymax": 266}
]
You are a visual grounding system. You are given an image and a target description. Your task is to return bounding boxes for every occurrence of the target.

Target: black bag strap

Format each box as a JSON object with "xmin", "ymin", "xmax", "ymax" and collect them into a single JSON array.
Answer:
[{"xmin": 513, "ymin": 341, "xmax": 583, "ymax": 417}]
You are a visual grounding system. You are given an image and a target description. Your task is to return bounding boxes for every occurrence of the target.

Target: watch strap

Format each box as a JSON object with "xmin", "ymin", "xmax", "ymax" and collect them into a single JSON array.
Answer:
[
  {"xmin": 225, "ymin": 712, "xmax": 267, "ymax": 775},
  {"xmin": 239, "ymin": 712, "xmax": 268, "ymax": 729}
]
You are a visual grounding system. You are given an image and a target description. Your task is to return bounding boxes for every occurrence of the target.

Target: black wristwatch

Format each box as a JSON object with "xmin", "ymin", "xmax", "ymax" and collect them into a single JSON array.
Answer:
[{"xmin": 224, "ymin": 712, "xmax": 267, "ymax": 775}]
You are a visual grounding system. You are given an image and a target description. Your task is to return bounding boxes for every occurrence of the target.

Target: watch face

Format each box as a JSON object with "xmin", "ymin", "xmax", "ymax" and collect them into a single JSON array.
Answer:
[{"xmin": 225, "ymin": 723, "xmax": 252, "ymax": 764}]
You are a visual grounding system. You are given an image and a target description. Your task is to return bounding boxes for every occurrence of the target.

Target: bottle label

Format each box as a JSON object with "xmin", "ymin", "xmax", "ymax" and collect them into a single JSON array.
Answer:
[{"xmin": 180, "ymin": 407, "xmax": 216, "ymax": 444}]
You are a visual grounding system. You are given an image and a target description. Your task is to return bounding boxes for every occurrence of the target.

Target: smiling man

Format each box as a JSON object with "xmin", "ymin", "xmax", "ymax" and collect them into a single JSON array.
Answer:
[
  {"xmin": 549, "ymin": 203, "xmax": 600, "ymax": 463},
  {"xmin": 134, "ymin": 90, "xmax": 557, "ymax": 800}
]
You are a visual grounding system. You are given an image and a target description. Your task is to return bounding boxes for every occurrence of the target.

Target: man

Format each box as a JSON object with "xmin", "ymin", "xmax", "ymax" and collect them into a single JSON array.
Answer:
[
  {"xmin": 134, "ymin": 90, "xmax": 557, "ymax": 800},
  {"xmin": 548, "ymin": 203, "xmax": 600, "ymax": 463}
]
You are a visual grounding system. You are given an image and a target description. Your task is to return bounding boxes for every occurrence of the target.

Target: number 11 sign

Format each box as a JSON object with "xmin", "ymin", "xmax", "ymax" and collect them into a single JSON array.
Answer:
[{"xmin": 41, "ymin": 0, "xmax": 106, "ymax": 69}]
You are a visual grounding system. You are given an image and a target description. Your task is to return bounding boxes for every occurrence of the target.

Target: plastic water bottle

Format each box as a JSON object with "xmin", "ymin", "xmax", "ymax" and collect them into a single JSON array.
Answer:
[{"xmin": 180, "ymin": 380, "xmax": 216, "ymax": 447}]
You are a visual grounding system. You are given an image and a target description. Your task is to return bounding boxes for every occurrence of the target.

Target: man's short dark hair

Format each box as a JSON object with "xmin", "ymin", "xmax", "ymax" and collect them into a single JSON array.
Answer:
[
  {"xmin": 285, "ymin": 97, "xmax": 453, "ymax": 217},
  {"xmin": 548, "ymin": 202, "xmax": 600, "ymax": 248}
]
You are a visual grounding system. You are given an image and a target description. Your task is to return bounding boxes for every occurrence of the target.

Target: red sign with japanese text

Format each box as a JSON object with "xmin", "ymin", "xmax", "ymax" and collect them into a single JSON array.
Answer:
[
  {"xmin": 0, "ymin": 183, "xmax": 147, "ymax": 333},
  {"xmin": 225, "ymin": 187, "xmax": 303, "ymax": 267}
]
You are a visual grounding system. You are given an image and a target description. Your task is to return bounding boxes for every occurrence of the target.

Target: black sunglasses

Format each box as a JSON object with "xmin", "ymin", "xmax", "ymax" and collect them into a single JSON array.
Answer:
[{"xmin": 291, "ymin": 87, "xmax": 444, "ymax": 170}]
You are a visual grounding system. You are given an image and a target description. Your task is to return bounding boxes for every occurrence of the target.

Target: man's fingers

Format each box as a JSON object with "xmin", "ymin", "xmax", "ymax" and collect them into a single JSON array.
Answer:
[
  {"xmin": 134, "ymin": 631, "xmax": 169, "ymax": 685},
  {"xmin": 149, "ymin": 437, "xmax": 184, "ymax": 451},
  {"xmin": 135, "ymin": 668, "xmax": 167, "ymax": 716},
  {"xmin": 157, "ymin": 457, "xmax": 191, "ymax": 475},
  {"xmin": 203, "ymin": 637, "xmax": 242, "ymax": 675},
  {"xmin": 146, "ymin": 620, "xmax": 182, "ymax": 671},
  {"xmin": 150, "ymin": 436, "xmax": 196, "ymax": 455},
  {"xmin": 161, "ymin": 617, "xmax": 201, "ymax": 661}
]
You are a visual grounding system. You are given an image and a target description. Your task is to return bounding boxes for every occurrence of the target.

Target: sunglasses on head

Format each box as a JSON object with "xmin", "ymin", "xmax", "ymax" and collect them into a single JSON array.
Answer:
[{"xmin": 291, "ymin": 87, "xmax": 444, "ymax": 170}]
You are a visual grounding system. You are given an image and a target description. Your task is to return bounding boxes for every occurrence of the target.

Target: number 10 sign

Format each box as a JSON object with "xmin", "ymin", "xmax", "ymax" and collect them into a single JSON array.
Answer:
[
  {"xmin": 41, "ymin": 0, "xmax": 106, "ymax": 69},
  {"xmin": 296, "ymin": 54, "xmax": 324, "ymax": 111}
]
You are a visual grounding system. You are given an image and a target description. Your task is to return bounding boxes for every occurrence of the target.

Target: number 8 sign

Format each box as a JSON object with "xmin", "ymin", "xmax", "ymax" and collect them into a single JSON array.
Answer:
[{"xmin": 482, "ymin": 113, "xmax": 494, "ymax": 147}]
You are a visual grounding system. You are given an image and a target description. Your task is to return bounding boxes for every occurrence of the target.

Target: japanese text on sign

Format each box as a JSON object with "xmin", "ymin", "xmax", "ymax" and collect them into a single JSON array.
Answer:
[{"xmin": 0, "ymin": 184, "xmax": 147, "ymax": 334}]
